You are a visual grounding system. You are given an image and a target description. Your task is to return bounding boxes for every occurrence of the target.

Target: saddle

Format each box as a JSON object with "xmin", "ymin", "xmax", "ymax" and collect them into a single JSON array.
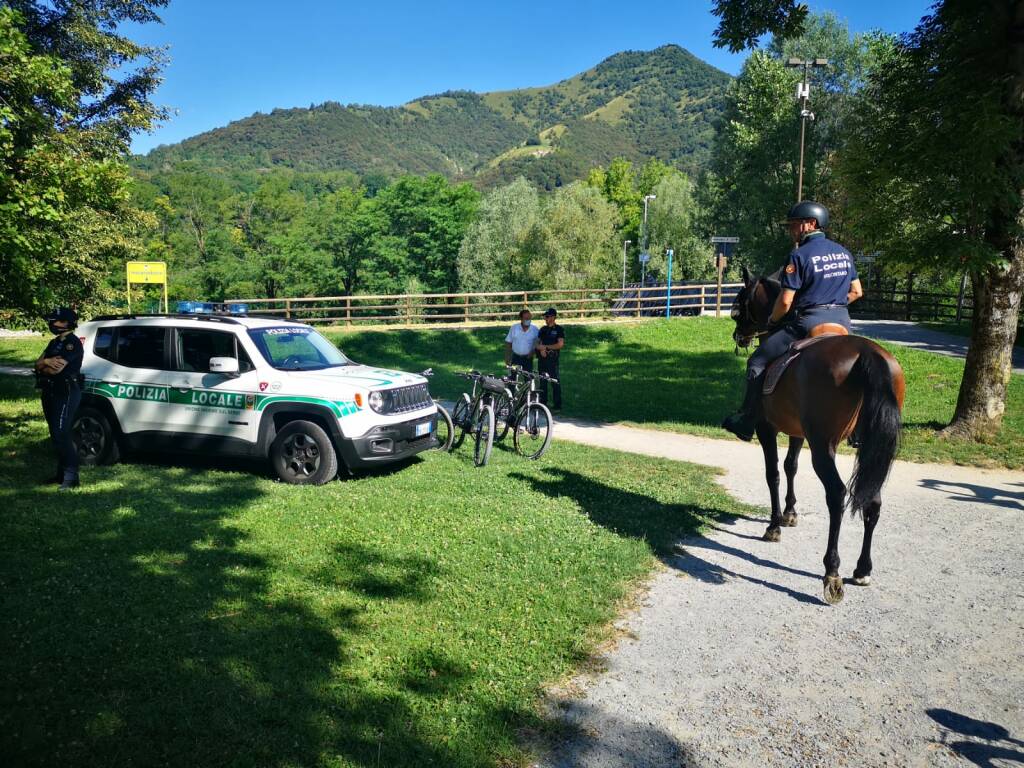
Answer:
[{"xmin": 762, "ymin": 324, "xmax": 849, "ymax": 395}]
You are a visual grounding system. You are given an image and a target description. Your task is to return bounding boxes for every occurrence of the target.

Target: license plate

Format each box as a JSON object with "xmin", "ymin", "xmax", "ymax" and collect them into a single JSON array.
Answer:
[{"xmin": 415, "ymin": 421, "xmax": 432, "ymax": 437}]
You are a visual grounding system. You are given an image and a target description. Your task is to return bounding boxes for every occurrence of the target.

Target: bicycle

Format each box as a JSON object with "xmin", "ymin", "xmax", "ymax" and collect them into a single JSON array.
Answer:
[
  {"xmin": 494, "ymin": 366, "xmax": 555, "ymax": 460},
  {"xmin": 420, "ymin": 369, "xmax": 454, "ymax": 452},
  {"xmin": 452, "ymin": 370, "xmax": 511, "ymax": 466}
]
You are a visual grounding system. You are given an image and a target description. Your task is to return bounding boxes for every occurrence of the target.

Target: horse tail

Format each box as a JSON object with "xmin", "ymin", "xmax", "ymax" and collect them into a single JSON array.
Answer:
[{"xmin": 847, "ymin": 344, "xmax": 901, "ymax": 516}]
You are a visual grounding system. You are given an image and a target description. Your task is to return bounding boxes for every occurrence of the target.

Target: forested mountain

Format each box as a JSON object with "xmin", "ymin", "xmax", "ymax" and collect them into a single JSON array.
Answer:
[{"xmin": 134, "ymin": 45, "xmax": 731, "ymax": 188}]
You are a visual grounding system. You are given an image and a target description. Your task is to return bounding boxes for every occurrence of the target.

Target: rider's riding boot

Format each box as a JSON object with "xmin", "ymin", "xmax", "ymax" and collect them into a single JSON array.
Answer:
[{"xmin": 721, "ymin": 372, "xmax": 766, "ymax": 442}]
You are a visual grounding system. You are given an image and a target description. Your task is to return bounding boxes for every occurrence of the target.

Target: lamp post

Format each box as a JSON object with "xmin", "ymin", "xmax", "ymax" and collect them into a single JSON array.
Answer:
[
  {"xmin": 641, "ymin": 194, "xmax": 656, "ymax": 286},
  {"xmin": 621, "ymin": 239, "xmax": 631, "ymax": 291},
  {"xmin": 785, "ymin": 57, "xmax": 828, "ymax": 202}
]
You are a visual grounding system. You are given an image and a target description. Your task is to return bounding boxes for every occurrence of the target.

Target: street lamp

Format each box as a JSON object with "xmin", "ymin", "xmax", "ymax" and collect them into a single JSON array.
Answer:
[
  {"xmin": 641, "ymin": 194, "xmax": 656, "ymax": 286},
  {"xmin": 621, "ymin": 239, "xmax": 632, "ymax": 291},
  {"xmin": 785, "ymin": 57, "xmax": 828, "ymax": 201}
]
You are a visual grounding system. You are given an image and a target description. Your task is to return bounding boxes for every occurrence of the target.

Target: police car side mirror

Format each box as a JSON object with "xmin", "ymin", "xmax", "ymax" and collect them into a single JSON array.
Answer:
[{"xmin": 209, "ymin": 357, "xmax": 240, "ymax": 377}]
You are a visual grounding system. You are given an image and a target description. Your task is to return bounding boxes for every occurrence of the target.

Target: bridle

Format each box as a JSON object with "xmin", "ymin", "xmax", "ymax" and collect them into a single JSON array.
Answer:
[{"xmin": 731, "ymin": 279, "xmax": 775, "ymax": 352}]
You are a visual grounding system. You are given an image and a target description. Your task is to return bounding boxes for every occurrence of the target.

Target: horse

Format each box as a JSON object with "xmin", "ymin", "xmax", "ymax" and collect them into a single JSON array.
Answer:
[{"xmin": 730, "ymin": 267, "xmax": 906, "ymax": 605}]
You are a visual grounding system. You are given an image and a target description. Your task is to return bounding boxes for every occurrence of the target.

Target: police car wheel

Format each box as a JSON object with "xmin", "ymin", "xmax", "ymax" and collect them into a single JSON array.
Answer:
[
  {"xmin": 270, "ymin": 420, "xmax": 338, "ymax": 485},
  {"xmin": 72, "ymin": 407, "xmax": 120, "ymax": 466}
]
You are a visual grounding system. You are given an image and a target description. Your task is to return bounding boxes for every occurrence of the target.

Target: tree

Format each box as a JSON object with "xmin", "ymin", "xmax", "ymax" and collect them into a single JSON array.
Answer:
[
  {"xmin": 457, "ymin": 178, "xmax": 541, "ymax": 292},
  {"xmin": 836, "ymin": 1, "xmax": 1024, "ymax": 438},
  {"xmin": 0, "ymin": 2, "xmax": 167, "ymax": 318},
  {"xmin": 714, "ymin": 0, "xmax": 1024, "ymax": 440},
  {"xmin": 646, "ymin": 173, "xmax": 715, "ymax": 281},
  {"xmin": 532, "ymin": 184, "xmax": 620, "ymax": 290}
]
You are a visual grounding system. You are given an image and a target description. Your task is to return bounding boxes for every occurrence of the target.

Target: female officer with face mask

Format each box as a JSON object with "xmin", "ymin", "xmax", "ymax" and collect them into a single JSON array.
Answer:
[{"xmin": 35, "ymin": 307, "xmax": 84, "ymax": 490}]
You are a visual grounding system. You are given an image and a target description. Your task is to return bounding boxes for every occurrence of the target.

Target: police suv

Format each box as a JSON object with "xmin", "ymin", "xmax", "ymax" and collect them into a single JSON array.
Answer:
[{"xmin": 71, "ymin": 312, "xmax": 438, "ymax": 484}]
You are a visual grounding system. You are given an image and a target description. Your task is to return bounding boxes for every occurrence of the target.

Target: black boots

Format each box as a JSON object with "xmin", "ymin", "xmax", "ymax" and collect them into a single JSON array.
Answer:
[{"xmin": 721, "ymin": 372, "xmax": 766, "ymax": 442}]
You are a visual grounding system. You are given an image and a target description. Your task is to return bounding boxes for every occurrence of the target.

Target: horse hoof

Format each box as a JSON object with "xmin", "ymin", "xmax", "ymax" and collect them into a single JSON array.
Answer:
[
  {"xmin": 823, "ymin": 576, "xmax": 845, "ymax": 605},
  {"xmin": 763, "ymin": 527, "xmax": 781, "ymax": 543},
  {"xmin": 782, "ymin": 513, "xmax": 797, "ymax": 527},
  {"xmin": 851, "ymin": 574, "xmax": 871, "ymax": 587}
]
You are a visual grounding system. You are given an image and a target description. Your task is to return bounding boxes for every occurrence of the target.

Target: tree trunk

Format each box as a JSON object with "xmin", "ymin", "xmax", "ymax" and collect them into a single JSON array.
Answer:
[
  {"xmin": 945, "ymin": 0, "xmax": 1024, "ymax": 440},
  {"xmin": 945, "ymin": 250, "xmax": 1024, "ymax": 439}
]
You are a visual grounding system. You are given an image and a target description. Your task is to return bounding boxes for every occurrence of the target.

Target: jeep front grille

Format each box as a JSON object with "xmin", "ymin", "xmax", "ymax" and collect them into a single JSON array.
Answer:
[{"xmin": 384, "ymin": 383, "xmax": 432, "ymax": 414}]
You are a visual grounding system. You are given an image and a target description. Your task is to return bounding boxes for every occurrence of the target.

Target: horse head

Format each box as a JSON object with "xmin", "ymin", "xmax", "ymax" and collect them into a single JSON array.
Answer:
[{"xmin": 730, "ymin": 267, "xmax": 782, "ymax": 350}]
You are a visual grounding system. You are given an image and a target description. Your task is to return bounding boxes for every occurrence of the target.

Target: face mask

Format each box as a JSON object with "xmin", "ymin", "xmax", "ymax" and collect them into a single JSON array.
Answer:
[
  {"xmin": 48, "ymin": 322, "xmax": 66, "ymax": 335},
  {"xmin": 521, "ymin": 320, "xmax": 531, "ymax": 328}
]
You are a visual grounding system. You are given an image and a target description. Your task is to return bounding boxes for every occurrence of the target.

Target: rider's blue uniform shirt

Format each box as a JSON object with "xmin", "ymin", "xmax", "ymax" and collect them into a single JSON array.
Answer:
[{"xmin": 780, "ymin": 231, "xmax": 858, "ymax": 310}]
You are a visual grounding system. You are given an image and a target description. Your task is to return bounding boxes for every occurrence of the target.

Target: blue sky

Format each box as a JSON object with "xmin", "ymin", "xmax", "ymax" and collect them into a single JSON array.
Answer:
[{"xmin": 128, "ymin": 0, "xmax": 934, "ymax": 155}]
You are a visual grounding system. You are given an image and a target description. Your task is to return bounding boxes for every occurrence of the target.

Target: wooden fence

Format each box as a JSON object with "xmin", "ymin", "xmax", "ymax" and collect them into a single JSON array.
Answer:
[{"xmin": 228, "ymin": 283, "xmax": 745, "ymax": 326}]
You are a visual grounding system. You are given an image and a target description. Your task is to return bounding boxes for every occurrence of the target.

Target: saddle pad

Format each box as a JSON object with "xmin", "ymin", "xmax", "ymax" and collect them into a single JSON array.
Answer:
[{"xmin": 762, "ymin": 333, "xmax": 842, "ymax": 395}]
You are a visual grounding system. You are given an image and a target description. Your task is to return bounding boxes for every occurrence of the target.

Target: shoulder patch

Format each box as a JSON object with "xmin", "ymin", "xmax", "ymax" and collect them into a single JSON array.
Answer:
[
  {"xmin": 65, "ymin": 343, "xmax": 74, "ymax": 351},
  {"xmin": 785, "ymin": 264, "xmax": 797, "ymax": 274}
]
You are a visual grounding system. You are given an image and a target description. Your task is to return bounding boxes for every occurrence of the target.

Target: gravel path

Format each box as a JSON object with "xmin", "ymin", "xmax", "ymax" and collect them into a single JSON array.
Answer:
[
  {"xmin": 850, "ymin": 319, "xmax": 1024, "ymax": 373},
  {"xmin": 537, "ymin": 421, "xmax": 1024, "ymax": 768}
]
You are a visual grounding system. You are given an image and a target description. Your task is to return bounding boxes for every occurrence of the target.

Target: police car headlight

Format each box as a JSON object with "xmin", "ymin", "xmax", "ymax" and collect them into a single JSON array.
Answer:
[{"xmin": 368, "ymin": 391, "xmax": 385, "ymax": 413}]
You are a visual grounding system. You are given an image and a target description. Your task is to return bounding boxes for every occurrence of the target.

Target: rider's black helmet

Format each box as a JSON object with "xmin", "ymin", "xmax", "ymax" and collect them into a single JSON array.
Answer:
[{"xmin": 785, "ymin": 200, "xmax": 829, "ymax": 230}]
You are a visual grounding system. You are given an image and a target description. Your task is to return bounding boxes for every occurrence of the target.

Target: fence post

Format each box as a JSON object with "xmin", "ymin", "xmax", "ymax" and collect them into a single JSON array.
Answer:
[
  {"xmin": 522, "ymin": 291, "xmax": 528, "ymax": 310},
  {"xmin": 635, "ymin": 286, "xmax": 641, "ymax": 318},
  {"xmin": 406, "ymin": 294, "xmax": 413, "ymax": 325},
  {"xmin": 955, "ymin": 273, "xmax": 968, "ymax": 323},
  {"xmin": 700, "ymin": 284, "xmax": 706, "ymax": 315},
  {"xmin": 463, "ymin": 298, "xmax": 469, "ymax": 323},
  {"xmin": 345, "ymin": 296, "xmax": 351, "ymax": 326},
  {"xmin": 905, "ymin": 273, "xmax": 915, "ymax": 321},
  {"xmin": 285, "ymin": 299, "xmax": 291, "ymax": 320}
]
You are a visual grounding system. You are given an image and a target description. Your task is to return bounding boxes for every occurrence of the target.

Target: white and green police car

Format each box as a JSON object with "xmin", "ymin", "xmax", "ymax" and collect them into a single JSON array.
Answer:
[{"xmin": 71, "ymin": 312, "xmax": 438, "ymax": 484}]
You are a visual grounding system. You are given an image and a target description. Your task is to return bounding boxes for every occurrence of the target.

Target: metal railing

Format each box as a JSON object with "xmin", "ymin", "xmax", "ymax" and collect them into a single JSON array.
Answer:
[{"xmin": 228, "ymin": 283, "xmax": 746, "ymax": 326}]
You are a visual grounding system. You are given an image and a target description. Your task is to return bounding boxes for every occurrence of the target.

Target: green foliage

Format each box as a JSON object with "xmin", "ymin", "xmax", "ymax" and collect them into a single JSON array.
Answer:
[
  {"xmin": 646, "ymin": 174, "xmax": 716, "ymax": 281},
  {"xmin": 712, "ymin": 0, "xmax": 810, "ymax": 53},
  {"xmin": 457, "ymin": 178, "xmax": 542, "ymax": 292},
  {"xmin": 0, "ymin": 2, "xmax": 166, "ymax": 319},
  {"xmin": 532, "ymin": 183, "xmax": 620, "ymax": 289}
]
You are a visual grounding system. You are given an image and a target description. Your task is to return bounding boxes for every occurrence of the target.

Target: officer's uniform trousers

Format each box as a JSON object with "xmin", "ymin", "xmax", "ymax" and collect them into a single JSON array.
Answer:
[
  {"xmin": 41, "ymin": 378, "xmax": 81, "ymax": 478},
  {"xmin": 537, "ymin": 351, "xmax": 561, "ymax": 408},
  {"xmin": 746, "ymin": 305, "xmax": 851, "ymax": 379}
]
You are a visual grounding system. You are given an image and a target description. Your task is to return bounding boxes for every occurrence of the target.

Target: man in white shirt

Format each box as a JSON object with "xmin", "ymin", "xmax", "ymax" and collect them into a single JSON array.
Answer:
[{"xmin": 504, "ymin": 309, "xmax": 539, "ymax": 372}]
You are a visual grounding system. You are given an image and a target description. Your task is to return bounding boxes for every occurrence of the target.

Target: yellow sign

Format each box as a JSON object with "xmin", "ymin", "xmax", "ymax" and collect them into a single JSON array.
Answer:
[
  {"xmin": 126, "ymin": 261, "xmax": 169, "ymax": 313},
  {"xmin": 126, "ymin": 261, "xmax": 167, "ymax": 284}
]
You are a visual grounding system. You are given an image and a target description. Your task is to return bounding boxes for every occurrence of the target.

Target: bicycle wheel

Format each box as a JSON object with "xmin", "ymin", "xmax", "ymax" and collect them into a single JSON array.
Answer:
[
  {"xmin": 450, "ymin": 394, "xmax": 472, "ymax": 450},
  {"xmin": 494, "ymin": 393, "xmax": 514, "ymax": 442},
  {"xmin": 473, "ymin": 403, "xmax": 495, "ymax": 467},
  {"xmin": 513, "ymin": 402, "xmax": 553, "ymax": 459},
  {"xmin": 433, "ymin": 403, "xmax": 454, "ymax": 452}
]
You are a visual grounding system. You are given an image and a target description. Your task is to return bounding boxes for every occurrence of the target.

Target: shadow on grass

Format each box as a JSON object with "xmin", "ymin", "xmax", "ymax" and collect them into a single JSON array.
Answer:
[
  {"xmin": 510, "ymin": 466, "xmax": 821, "ymax": 606},
  {"xmin": 337, "ymin": 325, "xmax": 744, "ymax": 430},
  {"xmin": 0, "ymin": 380, "xmax": 483, "ymax": 767}
]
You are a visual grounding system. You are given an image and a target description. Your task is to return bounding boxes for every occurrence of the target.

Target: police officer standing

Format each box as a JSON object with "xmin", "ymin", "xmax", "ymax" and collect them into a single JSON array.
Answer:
[
  {"xmin": 536, "ymin": 307, "xmax": 564, "ymax": 410},
  {"xmin": 35, "ymin": 308, "xmax": 84, "ymax": 489},
  {"xmin": 722, "ymin": 201, "xmax": 863, "ymax": 441}
]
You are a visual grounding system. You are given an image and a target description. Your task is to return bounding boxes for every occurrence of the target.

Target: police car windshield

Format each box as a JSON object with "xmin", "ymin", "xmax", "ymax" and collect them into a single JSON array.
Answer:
[{"xmin": 248, "ymin": 328, "xmax": 351, "ymax": 370}]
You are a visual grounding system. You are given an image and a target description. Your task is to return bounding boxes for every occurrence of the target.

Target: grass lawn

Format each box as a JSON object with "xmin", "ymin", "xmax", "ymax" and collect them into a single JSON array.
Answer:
[
  {"xmin": 0, "ymin": 374, "xmax": 751, "ymax": 767},
  {"xmin": 327, "ymin": 318, "xmax": 1024, "ymax": 469},
  {"xmin": 5, "ymin": 317, "xmax": 1022, "ymax": 468}
]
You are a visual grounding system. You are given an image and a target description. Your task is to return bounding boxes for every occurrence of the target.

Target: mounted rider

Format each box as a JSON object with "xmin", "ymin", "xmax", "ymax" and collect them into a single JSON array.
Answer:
[{"xmin": 722, "ymin": 201, "xmax": 864, "ymax": 441}]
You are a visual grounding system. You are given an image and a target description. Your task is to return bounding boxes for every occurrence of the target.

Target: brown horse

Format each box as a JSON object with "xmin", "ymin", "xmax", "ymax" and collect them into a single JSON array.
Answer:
[{"xmin": 731, "ymin": 269, "xmax": 906, "ymax": 604}]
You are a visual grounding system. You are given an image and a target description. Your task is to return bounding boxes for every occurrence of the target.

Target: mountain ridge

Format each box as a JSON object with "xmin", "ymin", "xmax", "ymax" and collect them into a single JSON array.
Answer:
[{"xmin": 134, "ymin": 45, "xmax": 732, "ymax": 187}]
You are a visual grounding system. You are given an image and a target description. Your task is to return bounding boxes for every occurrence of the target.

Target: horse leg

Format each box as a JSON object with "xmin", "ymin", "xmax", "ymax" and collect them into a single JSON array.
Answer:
[
  {"xmin": 756, "ymin": 423, "xmax": 783, "ymax": 542},
  {"xmin": 810, "ymin": 441, "xmax": 846, "ymax": 605},
  {"xmin": 781, "ymin": 437, "xmax": 803, "ymax": 527},
  {"xmin": 852, "ymin": 495, "xmax": 882, "ymax": 586}
]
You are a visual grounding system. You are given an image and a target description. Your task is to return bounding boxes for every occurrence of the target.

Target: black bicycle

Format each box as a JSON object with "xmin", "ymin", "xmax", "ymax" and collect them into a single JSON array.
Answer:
[
  {"xmin": 494, "ymin": 366, "xmax": 555, "ymax": 459},
  {"xmin": 452, "ymin": 371, "xmax": 511, "ymax": 466},
  {"xmin": 420, "ymin": 368, "xmax": 454, "ymax": 452}
]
